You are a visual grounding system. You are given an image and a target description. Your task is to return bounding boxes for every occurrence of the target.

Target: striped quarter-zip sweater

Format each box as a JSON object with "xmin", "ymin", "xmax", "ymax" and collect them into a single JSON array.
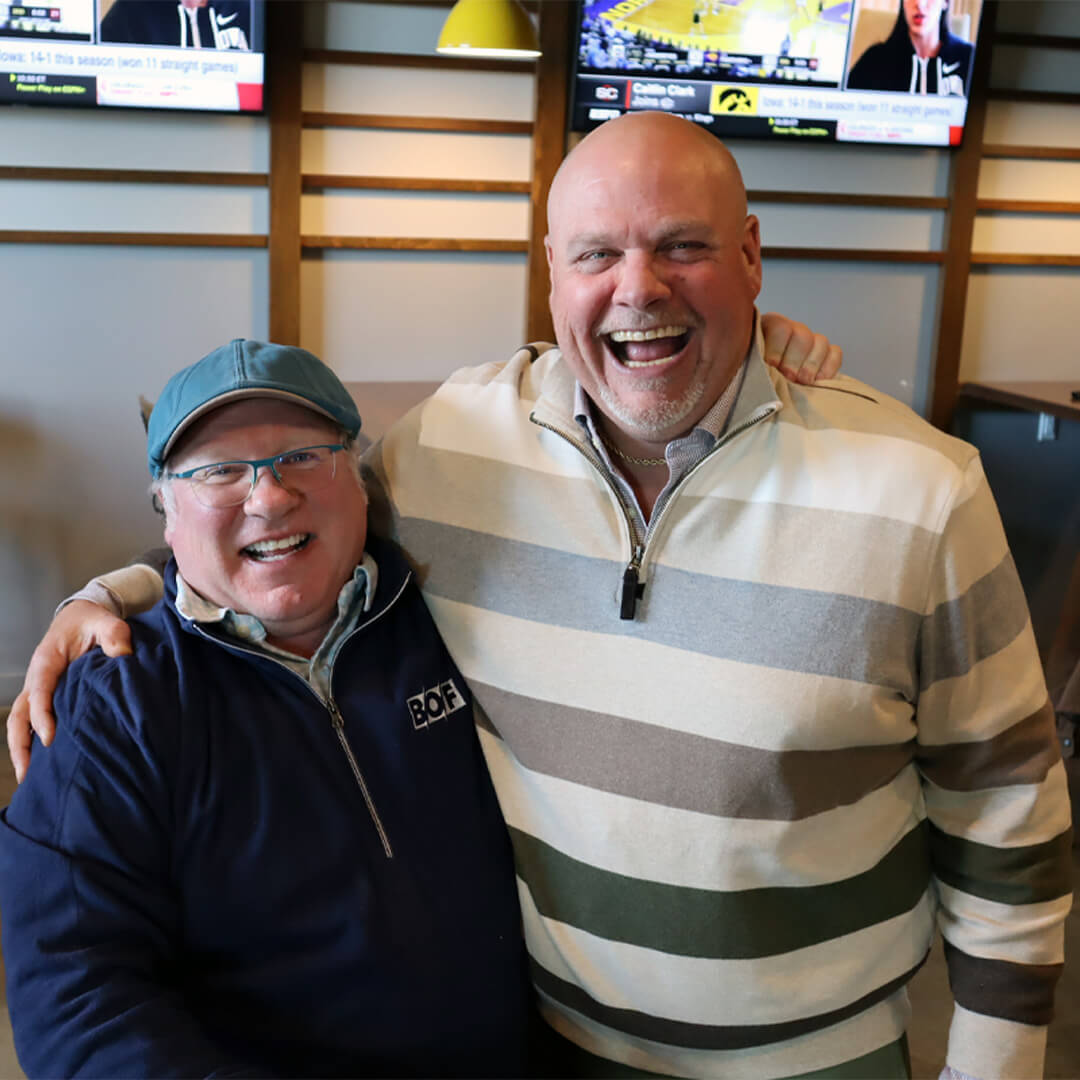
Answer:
[{"xmin": 370, "ymin": 338, "xmax": 1072, "ymax": 1080}]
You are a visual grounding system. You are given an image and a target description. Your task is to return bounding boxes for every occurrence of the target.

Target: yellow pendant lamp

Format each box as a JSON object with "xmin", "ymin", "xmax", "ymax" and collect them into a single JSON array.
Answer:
[{"xmin": 436, "ymin": 0, "xmax": 541, "ymax": 59}]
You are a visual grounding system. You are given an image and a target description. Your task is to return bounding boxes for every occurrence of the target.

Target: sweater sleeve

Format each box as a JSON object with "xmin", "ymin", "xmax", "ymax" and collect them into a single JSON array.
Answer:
[
  {"xmin": 915, "ymin": 454, "xmax": 1073, "ymax": 1079},
  {"xmin": 0, "ymin": 659, "xmax": 265, "ymax": 1079}
]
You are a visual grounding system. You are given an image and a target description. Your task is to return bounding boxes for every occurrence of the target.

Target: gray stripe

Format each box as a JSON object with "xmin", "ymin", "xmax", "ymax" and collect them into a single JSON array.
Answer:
[
  {"xmin": 402, "ymin": 518, "xmax": 923, "ymax": 694},
  {"xmin": 920, "ymin": 553, "xmax": 1031, "ymax": 688},
  {"xmin": 474, "ymin": 683, "xmax": 915, "ymax": 820},
  {"xmin": 531, "ymin": 954, "xmax": 927, "ymax": 1051},
  {"xmin": 918, "ymin": 701, "xmax": 1060, "ymax": 791}
]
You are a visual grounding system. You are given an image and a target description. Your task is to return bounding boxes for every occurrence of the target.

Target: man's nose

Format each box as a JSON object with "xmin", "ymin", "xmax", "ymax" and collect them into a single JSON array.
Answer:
[
  {"xmin": 245, "ymin": 464, "xmax": 299, "ymax": 514},
  {"xmin": 613, "ymin": 252, "xmax": 672, "ymax": 309}
]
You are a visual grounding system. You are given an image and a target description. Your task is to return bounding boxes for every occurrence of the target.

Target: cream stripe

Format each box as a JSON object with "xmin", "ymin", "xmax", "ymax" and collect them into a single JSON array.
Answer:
[
  {"xmin": 923, "ymin": 761, "xmax": 1073, "ymax": 847},
  {"xmin": 945, "ymin": 1003, "xmax": 1047, "ymax": 1080},
  {"xmin": 519, "ymin": 883, "xmax": 934, "ymax": 1028},
  {"xmin": 540, "ymin": 991, "xmax": 910, "ymax": 1080},
  {"xmin": 437, "ymin": 597, "xmax": 917, "ymax": 752},
  {"xmin": 481, "ymin": 726, "xmax": 926, "ymax": 891},
  {"xmin": 936, "ymin": 883, "xmax": 1069, "ymax": 965},
  {"xmin": 916, "ymin": 626, "xmax": 1047, "ymax": 746}
]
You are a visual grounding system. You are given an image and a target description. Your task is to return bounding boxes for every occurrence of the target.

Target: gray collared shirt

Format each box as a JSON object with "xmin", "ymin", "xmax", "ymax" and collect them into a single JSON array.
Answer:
[
  {"xmin": 174, "ymin": 552, "xmax": 378, "ymax": 703},
  {"xmin": 574, "ymin": 356, "xmax": 750, "ymax": 543}
]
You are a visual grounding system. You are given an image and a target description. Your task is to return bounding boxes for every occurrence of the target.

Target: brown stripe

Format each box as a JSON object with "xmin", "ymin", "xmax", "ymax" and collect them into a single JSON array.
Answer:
[
  {"xmin": 944, "ymin": 941, "xmax": 1064, "ymax": 1026},
  {"xmin": 918, "ymin": 701, "xmax": 1060, "ymax": 791},
  {"xmin": 474, "ymin": 685, "xmax": 914, "ymax": 821},
  {"xmin": 530, "ymin": 953, "xmax": 928, "ymax": 1051}
]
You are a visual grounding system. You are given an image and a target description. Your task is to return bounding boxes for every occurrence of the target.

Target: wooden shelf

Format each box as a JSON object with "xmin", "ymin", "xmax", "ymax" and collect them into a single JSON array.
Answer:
[
  {"xmin": 0, "ymin": 166, "xmax": 267, "ymax": 186},
  {"xmin": 302, "ymin": 175, "xmax": 530, "ymax": 193},
  {"xmin": 970, "ymin": 253, "xmax": 1080, "ymax": 267},
  {"xmin": 987, "ymin": 89, "xmax": 1080, "ymax": 105},
  {"xmin": 976, "ymin": 199, "xmax": 1080, "ymax": 214},
  {"xmin": 0, "ymin": 230, "xmax": 266, "ymax": 247},
  {"xmin": 302, "ymin": 112, "xmax": 532, "ymax": 135},
  {"xmin": 982, "ymin": 145, "xmax": 1080, "ymax": 161},
  {"xmin": 301, "ymin": 235, "xmax": 528, "ymax": 252},
  {"xmin": 748, "ymin": 191, "xmax": 948, "ymax": 210},
  {"xmin": 959, "ymin": 381, "xmax": 1080, "ymax": 422},
  {"xmin": 764, "ymin": 247, "xmax": 945, "ymax": 263},
  {"xmin": 992, "ymin": 32, "xmax": 1080, "ymax": 51}
]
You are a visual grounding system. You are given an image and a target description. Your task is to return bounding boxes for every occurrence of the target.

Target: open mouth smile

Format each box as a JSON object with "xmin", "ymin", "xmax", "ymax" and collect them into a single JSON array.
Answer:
[
  {"xmin": 242, "ymin": 533, "xmax": 312, "ymax": 561},
  {"xmin": 606, "ymin": 325, "xmax": 691, "ymax": 368}
]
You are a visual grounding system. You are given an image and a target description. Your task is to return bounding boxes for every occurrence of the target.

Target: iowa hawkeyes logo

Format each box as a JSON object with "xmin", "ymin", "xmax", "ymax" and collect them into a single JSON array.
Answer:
[{"xmin": 717, "ymin": 88, "xmax": 751, "ymax": 112}]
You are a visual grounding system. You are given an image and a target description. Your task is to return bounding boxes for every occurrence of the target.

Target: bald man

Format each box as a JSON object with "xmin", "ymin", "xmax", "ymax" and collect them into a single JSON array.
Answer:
[{"xmin": 8, "ymin": 114, "xmax": 1070, "ymax": 1080}]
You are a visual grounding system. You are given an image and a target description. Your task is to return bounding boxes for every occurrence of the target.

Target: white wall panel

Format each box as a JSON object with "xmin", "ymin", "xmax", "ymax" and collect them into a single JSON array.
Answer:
[
  {"xmin": 300, "ymin": 251, "xmax": 527, "ymax": 380},
  {"xmin": 990, "ymin": 44, "xmax": 1080, "ymax": 94},
  {"xmin": 984, "ymin": 102, "xmax": 1080, "ymax": 149},
  {"xmin": 303, "ymin": 1, "xmax": 449, "ymax": 53},
  {"xmin": 972, "ymin": 214, "xmax": 1080, "ymax": 255},
  {"xmin": 977, "ymin": 159, "xmax": 1080, "ymax": 201},
  {"xmin": 759, "ymin": 261, "xmax": 940, "ymax": 411},
  {"xmin": 302, "ymin": 63, "xmax": 535, "ymax": 121},
  {"xmin": 0, "ymin": 107, "xmax": 267, "ymax": 170},
  {"xmin": 961, "ymin": 269, "xmax": 1080, "ymax": 383},
  {"xmin": 0, "ymin": 180, "xmax": 268, "ymax": 233},
  {"xmin": 301, "ymin": 190, "xmax": 528, "ymax": 239},
  {"xmin": 754, "ymin": 203, "xmax": 944, "ymax": 250},
  {"xmin": 733, "ymin": 141, "xmax": 949, "ymax": 197},
  {"xmin": 302, "ymin": 128, "xmax": 532, "ymax": 179}
]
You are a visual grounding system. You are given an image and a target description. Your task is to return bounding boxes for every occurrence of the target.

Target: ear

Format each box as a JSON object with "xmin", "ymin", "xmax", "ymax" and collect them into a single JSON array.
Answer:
[{"xmin": 741, "ymin": 214, "xmax": 763, "ymax": 300}]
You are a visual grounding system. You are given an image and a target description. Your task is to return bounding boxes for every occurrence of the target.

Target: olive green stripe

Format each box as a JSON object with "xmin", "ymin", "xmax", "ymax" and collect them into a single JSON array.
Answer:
[
  {"xmin": 943, "ymin": 941, "xmax": 1063, "ymax": 1026},
  {"xmin": 918, "ymin": 700, "xmax": 1060, "ymax": 791},
  {"xmin": 531, "ymin": 956, "xmax": 926, "ymax": 1052},
  {"xmin": 510, "ymin": 821, "xmax": 930, "ymax": 959},
  {"xmin": 929, "ymin": 823, "xmax": 1074, "ymax": 905}
]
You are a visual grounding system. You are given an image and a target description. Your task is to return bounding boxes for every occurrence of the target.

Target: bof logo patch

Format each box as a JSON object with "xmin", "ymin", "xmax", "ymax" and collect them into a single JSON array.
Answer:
[{"xmin": 407, "ymin": 679, "xmax": 466, "ymax": 729}]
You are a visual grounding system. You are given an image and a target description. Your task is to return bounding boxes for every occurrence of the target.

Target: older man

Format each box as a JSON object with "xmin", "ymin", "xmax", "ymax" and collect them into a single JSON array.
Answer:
[
  {"xmin": 0, "ymin": 340, "xmax": 532, "ymax": 1078},
  {"xmin": 8, "ymin": 113, "xmax": 1072, "ymax": 1080}
]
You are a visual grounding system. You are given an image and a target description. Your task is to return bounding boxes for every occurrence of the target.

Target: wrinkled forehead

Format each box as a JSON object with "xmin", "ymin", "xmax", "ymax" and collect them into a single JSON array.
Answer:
[{"xmin": 168, "ymin": 398, "xmax": 343, "ymax": 465}]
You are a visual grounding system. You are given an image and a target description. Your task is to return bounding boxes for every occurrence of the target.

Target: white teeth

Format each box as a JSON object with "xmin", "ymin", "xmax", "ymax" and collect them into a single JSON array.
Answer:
[
  {"xmin": 245, "ymin": 533, "xmax": 308, "ymax": 557},
  {"xmin": 608, "ymin": 325, "xmax": 687, "ymax": 343}
]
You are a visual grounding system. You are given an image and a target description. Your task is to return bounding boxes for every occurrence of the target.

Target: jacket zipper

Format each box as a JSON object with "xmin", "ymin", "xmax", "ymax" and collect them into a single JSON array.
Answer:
[
  {"xmin": 531, "ymin": 402, "xmax": 778, "ymax": 619},
  {"xmin": 188, "ymin": 585, "xmax": 407, "ymax": 861}
]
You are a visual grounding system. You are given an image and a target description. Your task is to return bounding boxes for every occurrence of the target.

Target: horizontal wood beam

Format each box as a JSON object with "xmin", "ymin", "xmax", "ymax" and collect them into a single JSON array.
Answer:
[
  {"xmin": 981, "ymin": 144, "xmax": 1080, "ymax": 160},
  {"xmin": 0, "ymin": 230, "xmax": 266, "ymax": 247},
  {"xmin": 763, "ymin": 246, "xmax": 945, "ymax": 263},
  {"xmin": 301, "ymin": 235, "xmax": 528, "ymax": 252},
  {"xmin": 993, "ymin": 32, "xmax": 1080, "ymax": 51},
  {"xmin": 0, "ymin": 166, "xmax": 267, "ymax": 186},
  {"xmin": 302, "ymin": 174, "xmax": 530, "ymax": 193},
  {"xmin": 987, "ymin": 88, "xmax": 1080, "ymax": 105},
  {"xmin": 302, "ymin": 112, "xmax": 532, "ymax": 134},
  {"xmin": 976, "ymin": 198, "xmax": 1080, "ymax": 214},
  {"xmin": 970, "ymin": 253, "xmax": 1080, "ymax": 266},
  {"xmin": 303, "ymin": 48, "xmax": 533, "ymax": 72},
  {"xmin": 749, "ymin": 190, "xmax": 948, "ymax": 210}
]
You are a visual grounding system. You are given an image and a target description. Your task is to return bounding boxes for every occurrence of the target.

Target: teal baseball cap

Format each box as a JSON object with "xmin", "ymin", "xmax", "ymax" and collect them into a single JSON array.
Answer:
[{"xmin": 147, "ymin": 339, "xmax": 362, "ymax": 477}]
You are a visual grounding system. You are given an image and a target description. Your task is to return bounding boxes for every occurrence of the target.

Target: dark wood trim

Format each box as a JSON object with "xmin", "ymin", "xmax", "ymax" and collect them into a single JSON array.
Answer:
[
  {"xmin": 0, "ymin": 231, "xmax": 266, "ymax": 247},
  {"xmin": 0, "ymin": 166, "xmax": 267, "ymax": 186},
  {"xmin": 748, "ymin": 190, "xmax": 949, "ymax": 210},
  {"xmin": 763, "ymin": 247, "xmax": 945, "ymax": 263},
  {"xmin": 929, "ymin": 0, "xmax": 996, "ymax": 430},
  {"xmin": 959, "ymin": 381, "xmax": 1080, "ymax": 422},
  {"xmin": 303, "ymin": 48, "xmax": 534, "ymax": 73},
  {"xmin": 302, "ymin": 112, "xmax": 533, "ymax": 134},
  {"xmin": 301, "ymin": 236, "xmax": 529, "ymax": 252},
  {"xmin": 526, "ymin": 0, "xmax": 573, "ymax": 344},
  {"xmin": 970, "ymin": 253, "xmax": 1080, "ymax": 266},
  {"xmin": 981, "ymin": 144, "xmax": 1080, "ymax": 161},
  {"xmin": 267, "ymin": 0, "xmax": 304, "ymax": 345},
  {"xmin": 992, "ymin": 32, "xmax": 1080, "ymax": 51},
  {"xmin": 987, "ymin": 88, "xmax": 1080, "ymax": 105},
  {"xmin": 303, "ymin": 175, "xmax": 531, "ymax": 194},
  {"xmin": 976, "ymin": 198, "xmax": 1080, "ymax": 214}
]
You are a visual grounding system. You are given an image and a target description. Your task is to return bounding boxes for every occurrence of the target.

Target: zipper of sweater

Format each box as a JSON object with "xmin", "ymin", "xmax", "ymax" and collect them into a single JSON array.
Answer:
[
  {"xmin": 328, "ymin": 697, "xmax": 394, "ymax": 859},
  {"xmin": 188, "ymin": 622, "xmax": 395, "ymax": 859},
  {"xmin": 621, "ymin": 544, "xmax": 645, "ymax": 620}
]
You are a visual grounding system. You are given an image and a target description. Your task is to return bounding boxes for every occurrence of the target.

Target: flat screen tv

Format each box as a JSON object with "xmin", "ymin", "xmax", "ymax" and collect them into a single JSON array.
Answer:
[
  {"xmin": 0, "ymin": 0, "xmax": 265, "ymax": 112},
  {"xmin": 570, "ymin": 0, "xmax": 985, "ymax": 147}
]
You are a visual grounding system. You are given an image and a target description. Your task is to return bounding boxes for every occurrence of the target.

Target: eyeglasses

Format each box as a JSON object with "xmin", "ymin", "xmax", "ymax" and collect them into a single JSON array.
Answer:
[{"xmin": 167, "ymin": 444, "xmax": 345, "ymax": 508}]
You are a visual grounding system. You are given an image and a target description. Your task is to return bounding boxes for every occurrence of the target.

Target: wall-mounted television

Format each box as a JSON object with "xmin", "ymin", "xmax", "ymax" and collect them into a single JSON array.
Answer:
[
  {"xmin": 570, "ymin": 0, "xmax": 985, "ymax": 147},
  {"xmin": 0, "ymin": 0, "xmax": 265, "ymax": 112}
]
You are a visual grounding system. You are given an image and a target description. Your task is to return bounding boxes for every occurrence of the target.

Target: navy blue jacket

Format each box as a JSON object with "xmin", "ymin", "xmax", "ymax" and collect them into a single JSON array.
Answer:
[{"xmin": 0, "ymin": 538, "xmax": 531, "ymax": 1078}]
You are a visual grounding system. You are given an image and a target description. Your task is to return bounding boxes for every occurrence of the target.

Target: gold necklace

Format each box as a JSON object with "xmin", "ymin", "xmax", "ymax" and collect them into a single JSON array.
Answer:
[{"xmin": 599, "ymin": 431, "xmax": 667, "ymax": 468}]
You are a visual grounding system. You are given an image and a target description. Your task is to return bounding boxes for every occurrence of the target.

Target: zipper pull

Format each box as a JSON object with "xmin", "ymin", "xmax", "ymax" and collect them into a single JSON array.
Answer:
[{"xmin": 620, "ymin": 545, "xmax": 645, "ymax": 621}]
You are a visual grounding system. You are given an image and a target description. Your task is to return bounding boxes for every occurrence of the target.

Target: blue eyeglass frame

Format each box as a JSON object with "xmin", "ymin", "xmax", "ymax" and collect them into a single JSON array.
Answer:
[{"xmin": 166, "ymin": 443, "xmax": 345, "ymax": 489}]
